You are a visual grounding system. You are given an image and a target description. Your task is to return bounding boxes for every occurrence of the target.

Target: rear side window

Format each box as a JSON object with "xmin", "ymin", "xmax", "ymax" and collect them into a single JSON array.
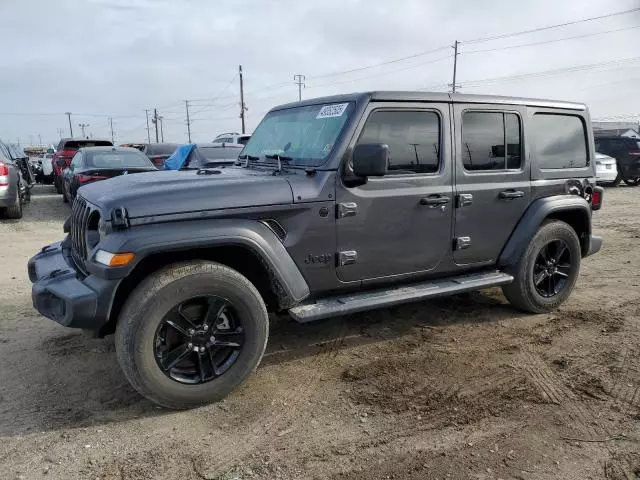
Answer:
[
  {"xmin": 462, "ymin": 112, "xmax": 522, "ymax": 171},
  {"xmin": 532, "ymin": 114, "xmax": 588, "ymax": 169},
  {"xmin": 358, "ymin": 110, "xmax": 440, "ymax": 174}
]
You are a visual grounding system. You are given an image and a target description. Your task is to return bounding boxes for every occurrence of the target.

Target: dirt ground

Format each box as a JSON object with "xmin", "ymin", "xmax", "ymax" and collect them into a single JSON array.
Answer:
[{"xmin": 0, "ymin": 185, "xmax": 638, "ymax": 480}]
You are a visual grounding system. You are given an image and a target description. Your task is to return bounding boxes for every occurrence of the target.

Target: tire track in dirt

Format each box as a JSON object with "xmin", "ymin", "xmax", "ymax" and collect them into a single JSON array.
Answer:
[{"xmin": 519, "ymin": 348, "xmax": 610, "ymax": 440}]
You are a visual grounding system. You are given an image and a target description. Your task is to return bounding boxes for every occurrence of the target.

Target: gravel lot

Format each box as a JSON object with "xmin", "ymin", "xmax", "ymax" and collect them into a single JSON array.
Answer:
[{"xmin": 0, "ymin": 185, "xmax": 638, "ymax": 480}]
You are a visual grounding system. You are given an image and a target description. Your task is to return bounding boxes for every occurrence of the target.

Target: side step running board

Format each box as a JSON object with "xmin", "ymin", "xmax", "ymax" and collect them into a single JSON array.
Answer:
[{"xmin": 288, "ymin": 271, "xmax": 513, "ymax": 323}]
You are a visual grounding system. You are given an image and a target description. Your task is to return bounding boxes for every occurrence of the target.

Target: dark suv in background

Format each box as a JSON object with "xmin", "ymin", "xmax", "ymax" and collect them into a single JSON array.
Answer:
[
  {"xmin": 52, "ymin": 139, "xmax": 113, "ymax": 194},
  {"xmin": 594, "ymin": 135, "xmax": 640, "ymax": 186},
  {"xmin": 29, "ymin": 91, "xmax": 602, "ymax": 409}
]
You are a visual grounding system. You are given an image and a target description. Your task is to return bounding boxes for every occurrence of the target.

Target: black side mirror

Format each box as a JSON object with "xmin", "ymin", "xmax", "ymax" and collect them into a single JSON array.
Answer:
[{"xmin": 352, "ymin": 143, "xmax": 389, "ymax": 177}]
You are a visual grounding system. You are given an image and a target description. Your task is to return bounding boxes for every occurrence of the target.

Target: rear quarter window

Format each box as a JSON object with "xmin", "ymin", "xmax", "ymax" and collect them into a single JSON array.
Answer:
[{"xmin": 532, "ymin": 114, "xmax": 588, "ymax": 169}]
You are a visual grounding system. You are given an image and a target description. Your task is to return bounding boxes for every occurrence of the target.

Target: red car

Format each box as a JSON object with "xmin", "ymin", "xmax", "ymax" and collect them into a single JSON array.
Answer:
[{"xmin": 52, "ymin": 139, "xmax": 113, "ymax": 194}]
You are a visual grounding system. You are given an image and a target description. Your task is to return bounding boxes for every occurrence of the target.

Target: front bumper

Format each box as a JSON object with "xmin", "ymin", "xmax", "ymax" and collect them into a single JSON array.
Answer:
[{"xmin": 28, "ymin": 241, "xmax": 119, "ymax": 330}]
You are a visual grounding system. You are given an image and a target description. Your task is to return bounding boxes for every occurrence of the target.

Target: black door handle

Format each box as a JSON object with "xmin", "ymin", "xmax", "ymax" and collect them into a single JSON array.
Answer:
[
  {"xmin": 420, "ymin": 195, "xmax": 450, "ymax": 206},
  {"xmin": 498, "ymin": 190, "xmax": 524, "ymax": 199}
]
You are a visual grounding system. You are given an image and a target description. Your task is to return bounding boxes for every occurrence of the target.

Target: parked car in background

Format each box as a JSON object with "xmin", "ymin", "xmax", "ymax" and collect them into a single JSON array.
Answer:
[
  {"xmin": 7, "ymin": 144, "xmax": 35, "ymax": 192},
  {"xmin": 142, "ymin": 143, "xmax": 178, "ymax": 168},
  {"xmin": 164, "ymin": 143, "xmax": 243, "ymax": 170},
  {"xmin": 38, "ymin": 153, "xmax": 55, "ymax": 184},
  {"xmin": 213, "ymin": 132, "xmax": 251, "ymax": 145},
  {"xmin": 594, "ymin": 152, "xmax": 618, "ymax": 186},
  {"xmin": 0, "ymin": 140, "xmax": 28, "ymax": 219},
  {"xmin": 52, "ymin": 139, "xmax": 113, "ymax": 194},
  {"xmin": 62, "ymin": 146, "xmax": 157, "ymax": 204},
  {"xmin": 594, "ymin": 135, "xmax": 640, "ymax": 186}
]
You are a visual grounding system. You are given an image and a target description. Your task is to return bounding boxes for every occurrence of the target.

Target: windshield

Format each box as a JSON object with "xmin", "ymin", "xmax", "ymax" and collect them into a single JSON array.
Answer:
[
  {"xmin": 242, "ymin": 102, "xmax": 354, "ymax": 167},
  {"xmin": 85, "ymin": 150, "xmax": 153, "ymax": 168}
]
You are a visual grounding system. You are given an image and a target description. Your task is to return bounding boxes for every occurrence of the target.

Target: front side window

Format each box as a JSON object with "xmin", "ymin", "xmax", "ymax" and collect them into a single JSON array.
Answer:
[
  {"xmin": 462, "ymin": 111, "xmax": 522, "ymax": 171},
  {"xmin": 358, "ymin": 110, "xmax": 440, "ymax": 174},
  {"xmin": 243, "ymin": 102, "xmax": 354, "ymax": 167},
  {"xmin": 532, "ymin": 114, "xmax": 588, "ymax": 169}
]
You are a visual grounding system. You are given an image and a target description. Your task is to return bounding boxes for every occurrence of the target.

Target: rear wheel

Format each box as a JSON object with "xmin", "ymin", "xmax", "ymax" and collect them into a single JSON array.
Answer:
[
  {"xmin": 115, "ymin": 260, "xmax": 269, "ymax": 409},
  {"xmin": 622, "ymin": 176, "xmax": 640, "ymax": 186},
  {"xmin": 502, "ymin": 220, "xmax": 581, "ymax": 313},
  {"xmin": 4, "ymin": 189, "xmax": 22, "ymax": 219},
  {"xmin": 62, "ymin": 185, "xmax": 69, "ymax": 203}
]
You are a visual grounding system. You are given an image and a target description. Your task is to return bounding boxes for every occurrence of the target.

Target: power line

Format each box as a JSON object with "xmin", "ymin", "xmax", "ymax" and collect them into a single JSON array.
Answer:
[
  {"xmin": 460, "ymin": 56, "xmax": 640, "ymax": 87},
  {"xmin": 307, "ymin": 45, "xmax": 451, "ymax": 81},
  {"xmin": 462, "ymin": 7, "xmax": 640, "ymax": 44},
  {"xmin": 463, "ymin": 24, "xmax": 640, "ymax": 54},
  {"xmin": 308, "ymin": 55, "xmax": 453, "ymax": 90}
]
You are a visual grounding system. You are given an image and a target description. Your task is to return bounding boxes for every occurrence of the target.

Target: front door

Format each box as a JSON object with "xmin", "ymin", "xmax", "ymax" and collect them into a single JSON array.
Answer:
[
  {"xmin": 453, "ymin": 105, "xmax": 530, "ymax": 266},
  {"xmin": 336, "ymin": 103, "xmax": 453, "ymax": 283}
]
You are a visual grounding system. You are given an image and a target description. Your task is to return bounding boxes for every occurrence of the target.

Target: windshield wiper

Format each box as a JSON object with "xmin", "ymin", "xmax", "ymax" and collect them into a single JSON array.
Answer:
[
  {"xmin": 264, "ymin": 154, "xmax": 293, "ymax": 162},
  {"xmin": 264, "ymin": 154, "xmax": 294, "ymax": 173}
]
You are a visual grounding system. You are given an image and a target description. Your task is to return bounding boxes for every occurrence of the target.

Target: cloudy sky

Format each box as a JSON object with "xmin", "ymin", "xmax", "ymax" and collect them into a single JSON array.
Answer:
[{"xmin": 0, "ymin": 0, "xmax": 638, "ymax": 147}]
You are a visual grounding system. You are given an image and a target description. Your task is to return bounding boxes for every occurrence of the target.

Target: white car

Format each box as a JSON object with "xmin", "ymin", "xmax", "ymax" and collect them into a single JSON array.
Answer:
[
  {"xmin": 212, "ymin": 133, "xmax": 251, "ymax": 146},
  {"xmin": 595, "ymin": 152, "xmax": 618, "ymax": 185}
]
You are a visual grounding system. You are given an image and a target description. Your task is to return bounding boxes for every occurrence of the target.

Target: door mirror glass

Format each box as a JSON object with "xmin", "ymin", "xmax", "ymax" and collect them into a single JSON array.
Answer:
[{"xmin": 352, "ymin": 143, "xmax": 388, "ymax": 177}]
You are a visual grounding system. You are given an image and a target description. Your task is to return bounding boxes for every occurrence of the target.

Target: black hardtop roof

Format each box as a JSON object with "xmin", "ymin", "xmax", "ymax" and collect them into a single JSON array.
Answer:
[{"xmin": 272, "ymin": 91, "xmax": 586, "ymax": 112}]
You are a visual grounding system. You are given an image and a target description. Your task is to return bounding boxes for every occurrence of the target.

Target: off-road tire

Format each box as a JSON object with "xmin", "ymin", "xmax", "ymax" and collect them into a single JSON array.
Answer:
[
  {"xmin": 502, "ymin": 220, "xmax": 581, "ymax": 313},
  {"xmin": 115, "ymin": 260, "xmax": 269, "ymax": 409},
  {"xmin": 4, "ymin": 189, "xmax": 22, "ymax": 219}
]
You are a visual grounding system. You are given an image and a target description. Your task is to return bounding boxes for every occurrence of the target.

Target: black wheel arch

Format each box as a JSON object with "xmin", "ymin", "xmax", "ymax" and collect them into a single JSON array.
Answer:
[
  {"xmin": 498, "ymin": 195, "xmax": 592, "ymax": 269},
  {"xmin": 98, "ymin": 220, "xmax": 310, "ymax": 337}
]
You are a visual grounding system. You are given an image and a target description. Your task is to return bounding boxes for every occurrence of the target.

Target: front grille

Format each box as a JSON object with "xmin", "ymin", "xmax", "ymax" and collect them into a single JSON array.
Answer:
[{"xmin": 70, "ymin": 196, "xmax": 92, "ymax": 273}]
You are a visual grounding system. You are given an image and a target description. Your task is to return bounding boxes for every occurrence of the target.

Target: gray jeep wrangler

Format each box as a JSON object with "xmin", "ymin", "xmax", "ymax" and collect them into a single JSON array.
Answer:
[{"xmin": 28, "ymin": 92, "xmax": 603, "ymax": 409}]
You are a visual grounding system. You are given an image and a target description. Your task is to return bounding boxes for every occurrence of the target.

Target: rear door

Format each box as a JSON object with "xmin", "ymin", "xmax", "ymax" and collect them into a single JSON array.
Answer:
[{"xmin": 453, "ymin": 104, "xmax": 530, "ymax": 266}]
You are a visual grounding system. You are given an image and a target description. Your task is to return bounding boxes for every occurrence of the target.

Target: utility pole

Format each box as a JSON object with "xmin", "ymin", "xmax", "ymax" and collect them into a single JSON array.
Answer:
[
  {"xmin": 144, "ymin": 109, "xmax": 151, "ymax": 144},
  {"xmin": 65, "ymin": 112, "xmax": 73, "ymax": 137},
  {"xmin": 185, "ymin": 101, "xmax": 192, "ymax": 143},
  {"xmin": 294, "ymin": 74, "xmax": 306, "ymax": 101},
  {"xmin": 152, "ymin": 108, "xmax": 159, "ymax": 143},
  {"xmin": 158, "ymin": 116, "xmax": 164, "ymax": 142},
  {"xmin": 17, "ymin": 137, "xmax": 20, "ymax": 148},
  {"xmin": 109, "ymin": 117, "xmax": 115, "ymax": 143},
  {"xmin": 450, "ymin": 40, "xmax": 460, "ymax": 93},
  {"xmin": 78, "ymin": 123, "xmax": 89, "ymax": 138},
  {"xmin": 239, "ymin": 65, "xmax": 247, "ymax": 134},
  {"xmin": 38, "ymin": 134, "xmax": 42, "ymax": 146}
]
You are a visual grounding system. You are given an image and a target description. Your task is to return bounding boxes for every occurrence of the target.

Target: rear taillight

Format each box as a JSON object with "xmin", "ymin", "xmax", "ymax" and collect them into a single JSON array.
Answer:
[
  {"xmin": 591, "ymin": 186, "xmax": 603, "ymax": 211},
  {"xmin": 0, "ymin": 162, "xmax": 9, "ymax": 186},
  {"xmin": 77, "ymin": 174, "xmax": 107, "ymax": 183}
]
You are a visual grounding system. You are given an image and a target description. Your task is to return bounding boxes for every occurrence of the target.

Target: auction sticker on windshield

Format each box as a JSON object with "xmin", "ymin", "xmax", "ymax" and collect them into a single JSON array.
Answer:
[{"xmin": 316, "ymin": 103, "xmax": 349, "ymax": 119}]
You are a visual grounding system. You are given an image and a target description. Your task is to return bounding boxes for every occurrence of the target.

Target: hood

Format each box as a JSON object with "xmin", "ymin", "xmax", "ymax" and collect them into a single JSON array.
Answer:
[{"xmin": 78, "ymin": 166, "xmax": 294, "ymax": 219}]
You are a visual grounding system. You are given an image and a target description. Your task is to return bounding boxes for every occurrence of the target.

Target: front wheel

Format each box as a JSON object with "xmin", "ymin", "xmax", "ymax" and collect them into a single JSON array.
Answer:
[
  {"xmin": 115, "ymin": 260, "xmax": 269, "ymax": 409},
  {"xmin": 4, "ymin": 189, "xmax": 23, "ymax": 219},
  {"xmin": 502, "ymin": 220, "xmax": 581, "ymax": 313}
]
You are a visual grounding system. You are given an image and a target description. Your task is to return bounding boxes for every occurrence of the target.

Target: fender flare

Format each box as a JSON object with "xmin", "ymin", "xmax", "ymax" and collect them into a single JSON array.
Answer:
[
  {"xmin": 94, "ymin": 219, "xmax": 310, "ymax": 304},
  {"xmin": 498, "ymin": 195, "xmax": 592, "ymax": 268}
]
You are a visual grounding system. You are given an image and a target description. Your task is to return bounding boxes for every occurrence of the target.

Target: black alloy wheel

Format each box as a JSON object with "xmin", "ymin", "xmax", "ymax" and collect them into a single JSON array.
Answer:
[
  {"xmin": 154, "ymin": 295, "xmax": 245, "ymax": 385},
  {"xmin": 533, "ymin": 240, "xmax": 571, "ymax": 298}
]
